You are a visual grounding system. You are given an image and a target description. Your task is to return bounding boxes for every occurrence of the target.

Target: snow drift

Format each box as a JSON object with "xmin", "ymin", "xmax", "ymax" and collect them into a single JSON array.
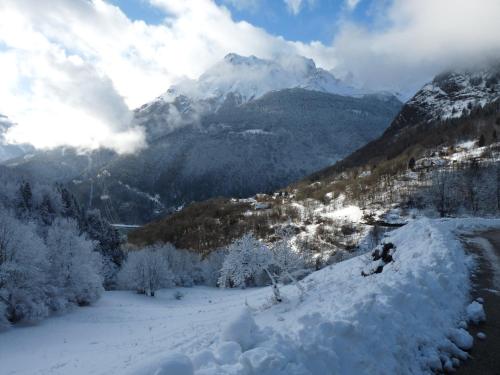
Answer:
[{"xmin": 135, "ymin": 218, "xmax": 500, "ymax": 375}]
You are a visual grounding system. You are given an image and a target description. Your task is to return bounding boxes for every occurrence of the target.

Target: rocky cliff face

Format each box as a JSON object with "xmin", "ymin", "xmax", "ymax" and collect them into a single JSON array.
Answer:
[{"xmin": 388, "ymin": 66, "xmax": 500, "ymax": 134}]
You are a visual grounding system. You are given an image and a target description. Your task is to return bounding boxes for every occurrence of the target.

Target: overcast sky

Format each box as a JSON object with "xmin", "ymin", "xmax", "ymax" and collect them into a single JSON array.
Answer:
[{"xmin": 0, "ymin": 0, "xmax": 499, "ymax": 153}]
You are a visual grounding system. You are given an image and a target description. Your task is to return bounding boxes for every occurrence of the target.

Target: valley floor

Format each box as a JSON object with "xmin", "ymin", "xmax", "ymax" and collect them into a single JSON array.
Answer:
[{"xmin": 1, "ymin": 218, "xmax": 500, "ymax": 375}]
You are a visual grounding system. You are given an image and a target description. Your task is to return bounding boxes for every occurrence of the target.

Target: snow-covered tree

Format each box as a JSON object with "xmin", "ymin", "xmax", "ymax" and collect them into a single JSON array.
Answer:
[
  {"xmin": 0, "ymin": 175, "xmax": 113, "ymax": 328},
  {"xmin": 119, "ymin": 248, "xmax": 173, "ymax": 296},
  {"xmin": 38, "ymin": 193, "xmax": 57, "ymax": 226},
  {"xmin": 201, "ymin": 249, "xmax": 227, "ymax": 286},
  {"xmin": 219, "ymin": 231, "xmax": 308, "ymax": 302},
  {"xmin": 45, "ymin": 218, "xmax": 103, "ymax": 307},
  {"xmin": 0, "ymin": 210, "xmax": 49, "ymax": 326},
  {"xmin": 157, "ymin": 243, "xmax": 200, "ymax": 286},
  {"xmin": 271, "ymin": 228, "xmax": 306, "ymax": 294},
  {"xmin": 219, "ymin": 234, "xmax": 281, "ymax": 302}
]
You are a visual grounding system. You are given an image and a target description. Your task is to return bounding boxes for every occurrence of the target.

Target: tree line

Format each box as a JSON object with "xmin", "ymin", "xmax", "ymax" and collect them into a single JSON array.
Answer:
[{"xmin": 0, "ymin": 174, "xmax": 123, "ymax": 329}]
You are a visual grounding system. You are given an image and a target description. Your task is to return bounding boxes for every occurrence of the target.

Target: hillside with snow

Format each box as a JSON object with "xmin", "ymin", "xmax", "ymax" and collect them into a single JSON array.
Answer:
[
  {"xmin": 0, "ymin": 219, "xmax": 496, "ymax": 375},
  {"xmin": 2, "ymin": 51, "xmax": 500, "ymax": 375},
  {"xmin": 3, "ymin": 2, "xmax": 500, "ymax": 375},
  {"xmin": 128, "ymin": 63, "xmax": 500, "ymax": 258},
  {"xmin": 387, "ymin": 66, "xmax": 500, "ymax": 134}
]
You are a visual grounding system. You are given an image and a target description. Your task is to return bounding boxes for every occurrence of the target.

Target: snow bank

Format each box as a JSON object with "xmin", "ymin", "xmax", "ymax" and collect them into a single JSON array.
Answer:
[
  {"xmin": 135, "ymin": 218, "xmax": 500, "ymax": 375},
  {"xmin": 221, "ymin": 309, "xmax": 263, "ymax": 351},
  {"xmin": 466, "ymin": 301, "xmax": 486, "ymax": 324},
  {"xmin": 153, "ymin": 354, "xmax": 194, "ymax": 375}
]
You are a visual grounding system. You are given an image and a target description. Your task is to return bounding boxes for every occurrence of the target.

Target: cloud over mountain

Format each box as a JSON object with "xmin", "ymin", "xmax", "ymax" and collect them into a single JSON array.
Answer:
[
  {"xmin": 332, "ymin": 0, "xmax": 500, "ymax": 95},
  {"xmin": 0, "ymin": 0, "xmax": 499, "ymax": 152}
]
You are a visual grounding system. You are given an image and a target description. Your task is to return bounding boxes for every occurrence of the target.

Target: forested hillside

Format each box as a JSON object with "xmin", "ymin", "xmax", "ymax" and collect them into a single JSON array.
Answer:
[
  {"xmin": 6, "ymin": 89, "xmax": 400, "ymax": 224},
  {"xmin": 129, "ymin": 69, "xmax": 500, "ymax": 262}
]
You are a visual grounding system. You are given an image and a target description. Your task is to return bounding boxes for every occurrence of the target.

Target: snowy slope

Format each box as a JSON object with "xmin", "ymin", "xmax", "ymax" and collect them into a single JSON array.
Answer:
[
  {"xmin": 1, "ymin": 218, "xmax": 498, "ymax": 375},
  {"xmin": 161, "ymin": 53, "xmax": 364, "ymax": 107},
  {"xmin": 389, "ymin": 65, "xmax": 500, "ymax": 133},
  {"xmin": 411, "ymin": 68, "xmax": 500, "ymax": 120}
]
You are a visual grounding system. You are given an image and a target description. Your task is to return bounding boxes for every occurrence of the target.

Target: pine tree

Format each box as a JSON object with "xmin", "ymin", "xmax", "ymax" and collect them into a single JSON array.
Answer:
[
  {"xmin": 85, "ymin": 210, "xmax": 122, "ymax": 264},
  {"xmin": 408, "ymin": 157, "xmax": 416, "ymax": 170},
  {"xmin": 16, "ymin": 181, "xmax": 33, "ymax": 217},
  {"xmin": 58, "ymin": 186, "xmax": 84, "ymax": 224},
  {"xmin": 478, "ymin": 134, "xmax": 486, "ymax": 147},
  {"xmin": 39, "ymin": 194, "xmax": 56, "ymax": 226}
]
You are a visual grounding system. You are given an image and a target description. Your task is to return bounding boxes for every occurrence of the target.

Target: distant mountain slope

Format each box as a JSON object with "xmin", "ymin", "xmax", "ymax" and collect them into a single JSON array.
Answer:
[
  {"xmin": 4, "ymin": 54, "xmax": 401, "ymax": 224},
  {"xmin": 6, "ymin": 89, "xmax": 401, "ymax": 223},
  {"xmin": 128, "ymin": 65, "xmax": 500, "ymax": 252},
  {"xmin": 313, "ymin": 65, "xmax": 500, "ymax": 175},
  {"xmin": 82, "ymin": 89, "xmax": 401, "ymax": 223},
  {"xmin": 387, "ymin": 66, "xmax": 500, "ymax": 134}
]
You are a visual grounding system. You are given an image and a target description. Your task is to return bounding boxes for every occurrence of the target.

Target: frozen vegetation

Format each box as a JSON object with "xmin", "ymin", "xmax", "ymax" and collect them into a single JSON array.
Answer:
[
  {"xmin": 1, "ymin": 218, "xmax": 498, "ymax": 374},
  {"xmin": 0, "ymin": 175, "xmax": 122, "ymax": 329},
  {"xmin": 1, "ymin": 54, "xmax": 500, "ymax": 375}
]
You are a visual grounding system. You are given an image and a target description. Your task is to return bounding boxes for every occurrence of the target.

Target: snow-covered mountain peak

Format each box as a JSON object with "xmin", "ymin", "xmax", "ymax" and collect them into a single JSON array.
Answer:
[
  {"xmin": 407, "ymin": 65, "xmax": 500, "ymax": 122},
  {"xmin": 159, "ymin": 53, "xmax": 364, "ymax": 106},
  {"xmin": 222, "ymin": 53, "xmax": 270, "ymax": 67}
]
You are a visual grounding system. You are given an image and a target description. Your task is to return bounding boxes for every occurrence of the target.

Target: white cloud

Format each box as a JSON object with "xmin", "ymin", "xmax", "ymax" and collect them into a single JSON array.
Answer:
[
  {"xmin": 284, "ymin": 0, "xmax": 303, "ymax": 15},
  {"xmin": 0, "ymin": 0, "xmax": 333, "ymax": 153},
  {"xmin": 331, "ymin": 0, "xmax": 500, "ymax": 96},
  {"xmin": 0, "ymin": 48, "xmax": 145, "ymax": 154},
  {"xmin": 283, "ymin": 0, "xmax": 316, "ymax": 15},
  {"xmin": 345, "ymin": 0, "xmax": 361, "ymax": 11},
  {"xmin": 0, "ymin": 0, "xmax": 499, "ymax": 153}
]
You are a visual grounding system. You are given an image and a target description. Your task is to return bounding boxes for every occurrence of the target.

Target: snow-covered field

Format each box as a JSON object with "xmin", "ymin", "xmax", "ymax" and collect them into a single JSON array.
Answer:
[
  {"xmin": 0, "ymin": 286, "xmax": 271, "ymax": 375},
  {"xmin": 1, "ymin": 218, "xmax": 498, "ymax": 375}
]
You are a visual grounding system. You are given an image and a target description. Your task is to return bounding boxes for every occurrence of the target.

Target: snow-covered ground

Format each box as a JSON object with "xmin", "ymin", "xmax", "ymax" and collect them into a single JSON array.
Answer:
[
  {"xmin": 1, "ymin": 218, "xmax": 499, "ymax": 375},
  {"xmin": 0, "ymin": 287, "xmax": 269, "ymax": 375},
  {"xmin": 319, "ymin": 205, "xmax": 363, "ymax": 222}
]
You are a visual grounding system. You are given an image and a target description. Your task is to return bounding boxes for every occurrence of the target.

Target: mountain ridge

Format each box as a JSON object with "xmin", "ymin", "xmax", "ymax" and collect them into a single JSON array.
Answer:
[
  {"xmin": 4, "ymin": 88, "xmax": 401, "ymax": 223},
  {"xmin": 128, "ymin": 65, "xmax": 500, "ymax": 251},
  {"xmin": 158, "ymin": 53, "xmax": 366, "ymax": 109},
  {"xmin": 2, "ymin": 54, "xmax": 402, "ymax": 224}
]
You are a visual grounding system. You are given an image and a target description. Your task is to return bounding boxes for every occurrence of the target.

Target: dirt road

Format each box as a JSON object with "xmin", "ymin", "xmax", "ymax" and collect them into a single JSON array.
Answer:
[{"xmin": 456, "ymin": 231, "xmax": 500, "ymax": 375}]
